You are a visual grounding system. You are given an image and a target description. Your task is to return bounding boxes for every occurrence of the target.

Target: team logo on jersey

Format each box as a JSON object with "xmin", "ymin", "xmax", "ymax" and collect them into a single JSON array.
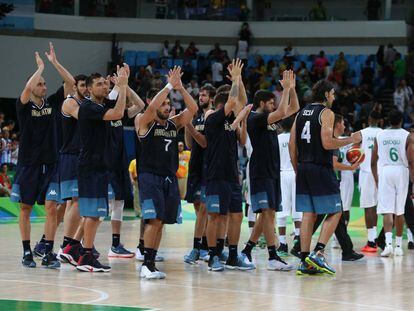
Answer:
[
  {"xmin": 195, "ymin": 124, "xmax": 205, "ymax": 131},
  {"xmin": 31, "ymin": 107, "xmax": 52, "ymax": 117},
  {"xmin": 267, "ymin": 124, "xmax": 278, "ymax": 131},
  {"xmin": 48, "ymin": 190, "xmax": 57, "ymax": 196},
  {"xmin": 224, "ymin": 122, "xmax": 235, "ymax": 131},
  {"xmin": 110, "ymin": 120, "xmax": 123, "ymax": 127}
]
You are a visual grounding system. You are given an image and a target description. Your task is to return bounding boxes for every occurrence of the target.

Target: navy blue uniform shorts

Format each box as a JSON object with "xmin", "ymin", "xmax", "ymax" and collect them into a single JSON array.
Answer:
[
  {"xmin": 206, "ymin": 180, "xmax": 242, "ymax": 215},
  {"xmin": 185, "ymin": 175, "xmax": 206, "ymax": 204},
  {"xmin": 11, "ymin": 163, "xmax": 61, "ymax": 205},
  {"xmin": 250, "ymin": 177, "xmax": 282, "ymax": 213},
  {"xmin": 138, "ymin": 172, "xmax": 182, "ymax": 225},
  {"xmin": 78, "ymin": 167, "xmax": 109, "ymax": 218},
  {"xmin": 296, "ymin": 162, "xmax": 342, "ymax": 215},
  {"xmin": 108, "ymin": 167, "xmax": 133, "ymax": 201},
  {"xmin": 59, "ymin": 153, "xmax": 78, "ymax": 200}
]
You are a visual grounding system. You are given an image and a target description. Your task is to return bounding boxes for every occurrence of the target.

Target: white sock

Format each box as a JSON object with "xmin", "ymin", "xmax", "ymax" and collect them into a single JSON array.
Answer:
[
  {"xmin": 396, "ymin": 236, "xmax": 402, "ymax": 247},
  {"xmin": 249, "ymin": 227, "xmax": 253, "ymax": 235},
  {"xmin": 373, "ymin": 226, "xmax": 377, "ymax": 237},
  {"xmin": 407, "ymin": 229, "xmax": 413, "ymax": 242},
  {"xmin": 367, "ymin": 228, "xmax": 376, "ymax": 242},
  {"xmin": 279, "ymin": 235, "xmax": 286, "ymax": 244},
  {"xmin": 385, "ymin": 232, "xmax": 393, "ymax": 246},
  {"xmin": 294, "ymin": 228, "xmax": 300, "ymax": 236}
]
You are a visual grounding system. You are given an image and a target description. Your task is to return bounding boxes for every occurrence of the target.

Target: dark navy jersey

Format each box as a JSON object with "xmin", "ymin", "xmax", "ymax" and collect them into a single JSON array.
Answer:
[
  {"xmin": 16, "ymin": 87, "xmax": 64, "ymax": 166},
  {"xmin": 204, "ymin": 107, "xmax": 238, "ymax": 183},
  {"xmin": 296, "ymin": 103, "xmax": 332, "ymax": 167},
  {"xmin": 78, "ymin": 99, "xmax": 109, "ymax": 170},
  {"xmin": 188, "ymin": 111, "xmax": 207, "ymax": 178},
  {"xmin": 60, "ymin": 95, "xmax": 83, "ymax": 154},
  {"xmin": 104, "ymin": 100, "xmax": 129, "ymax": 172},
  {"xmin": 247, "ymin": 111, "xmax": 280, "ymax": 179},
  {"xmin": 138, "ymin": 119, "xmax": 179, "ymax": 176}
]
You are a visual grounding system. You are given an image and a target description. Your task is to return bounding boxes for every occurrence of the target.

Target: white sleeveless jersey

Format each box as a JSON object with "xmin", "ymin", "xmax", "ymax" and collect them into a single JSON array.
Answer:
[
  {"xmin": 377, "ymin": 128, "xmax": 409, "ymax": 168},
  {"xmin": 278, "ymin": 132, "xmax": 293, "ymax": 171},
  {"xmin": 338, "ymin": 136, "xmax": 352, "ymax": 166},
  {"xmin": 360, "ymin": 126, "xmax": 383, "ymax": 172}
]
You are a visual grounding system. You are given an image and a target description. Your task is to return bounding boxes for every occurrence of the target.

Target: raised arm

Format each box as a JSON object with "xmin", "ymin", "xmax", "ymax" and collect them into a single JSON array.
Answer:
[
  {"xmin": 371, "ymin": 139, "xmax": 379, "ymax": 186},
  {"xmin": 185, "ymin": 122, "xmax": 207, "ymax": 149},
  {"xmin": 61, "ymin": 98, "xmax": 80, "ymax": 120},
  {"xmin": 321, "ymin": 109, "xmax": 361, "ymax": 150},
  {"xmin": 20, "ymin": 52, "xmax": 44, "ymax": 104},
  {"xmin": 289, "ymin": 118, "xmax": 298, "ymax": 174},
  {"xmin": 286, "ymin": 75, "xmax": 300, "ymax": 118},
  {"xmin": 171, "ymin": 68, "xmax": 198, "ymax": 129},
  {"xmin": 45, "ymin": 42, "xmax": 75, "ymax": 98},
  {"xmin": 225, "ymin": 59, "xmax": 244, "ymax": 116},
  {"xmin": 267, "ymin": 70, "xmax": 292, "ymax": 124},
  {"xmin": 103, "ymin": 66, "xmax": 128, "ymax": 121}
]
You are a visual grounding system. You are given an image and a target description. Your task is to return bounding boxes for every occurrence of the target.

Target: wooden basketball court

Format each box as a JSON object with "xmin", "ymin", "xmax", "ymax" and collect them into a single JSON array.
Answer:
[{"xmin": 0, "ymin": 218, "xmax": 412, "ymax": 310}]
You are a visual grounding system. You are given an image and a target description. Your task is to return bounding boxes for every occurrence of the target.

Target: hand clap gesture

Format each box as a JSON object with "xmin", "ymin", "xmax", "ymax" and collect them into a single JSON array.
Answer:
[
  {"xmin": 227, "ymin": 58, "xmax": 244, "ymax": 81},
  {"xmin": 45, "ymin": 42, "xmax": 58, "ymax": 64},
  {"xmin": 167, "ymin": 66, "xmax": 184, "ymax": 90},
  {"xmin": 279, "ymin": 70, "xmax": 295, "ymax": 90},
  {"xmin": 35, "ymin": 52, "xmax": 44, "ymax": 69}
]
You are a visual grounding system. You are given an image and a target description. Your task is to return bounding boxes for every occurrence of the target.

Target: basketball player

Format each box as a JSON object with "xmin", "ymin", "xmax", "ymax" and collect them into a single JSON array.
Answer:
[
  {"xmin": 241, "ymin": 71, "xmax": 299, "ymax": 271},
  {"xmin": 289, "ymin": 80, "xmax": 361, "ymax": 275},
  {"xmin": 136, "ymin": 66, "xmax": 198, "ymax": 279},
  {"xmin": 276, "ymin": 117, "xmax": 302, "ymax": 257},
  {"xmin": 106, "ymin": 66, "xmax": 145, "ymax": 258},
  {"xmin": 56, "ymin": 74, "xmax": 88, "ymax": 265},
  {"xmin": 204, "ymin": 59, "xmax": 255, "ymax": 271},
  {"xmin": 76, "ymin": 67, "xmax": 128, "ymax": 272},
  {"xmin": 359, "ymin": 111, "xmax": 382, "ymax": 252},
  {"xmin": 371, "ymin": 110, "xmax": 414, "ymax": 257},
  {"xmin": 183, "ymin": 84, "xmax": 216, "ymax": 264},
  {"xmin": 12, "ymin": 44, "xmax": 75, "ymax": 268}
]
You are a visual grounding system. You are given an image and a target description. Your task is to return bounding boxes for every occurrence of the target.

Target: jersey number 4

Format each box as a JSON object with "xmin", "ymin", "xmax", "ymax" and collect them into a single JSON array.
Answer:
[{"xmin": 301, "ymin": 121, "xmax": 311, "ymax": 143}]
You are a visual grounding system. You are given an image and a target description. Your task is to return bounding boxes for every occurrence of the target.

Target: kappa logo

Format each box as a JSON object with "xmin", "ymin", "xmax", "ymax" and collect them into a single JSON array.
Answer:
[
  {"xmin": 97, "ymin": 208, "xmax": 106, "ymax": 212},
  {"xmin": 144, "ymin": 209, "xmax": 156, "ymax": 214},
  {"xmin": 48, "ymin": 190, "xmax": 57, "ymax": 196}
]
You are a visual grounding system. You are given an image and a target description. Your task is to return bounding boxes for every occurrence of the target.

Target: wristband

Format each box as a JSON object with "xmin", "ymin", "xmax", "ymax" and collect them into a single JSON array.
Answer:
[{"xmin": 166, "ymin": 83, "xmax": 173, "ymax": 91}]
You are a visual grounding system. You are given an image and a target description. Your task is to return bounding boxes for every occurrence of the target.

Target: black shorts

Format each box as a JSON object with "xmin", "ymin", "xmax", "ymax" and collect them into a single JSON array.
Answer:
[
  {"xmin": 108, "ymin": 167, "xmax": 133, "ymax": 201},
  {"xmin": 205, "ymin": 180, "xmax": 242, "ymax": 215},
  {"xmin": 78, "ymin": 167, "xmax": 109, "ymax": 218},
  {"xmin": 59, "ymin": 153, "xmax": 78, "ymax": 200},
  {"xmin": 250, "ymin": 177, "xmax": 281, "ymax": 213},
  {"xmin": 138, "ymin": 172, "xmax": 182, "ymax": 224},
  {"xmin": 185, "ymin": 175, "xmax": 206, "ymax": 204},
  {"xmin": 11, "ymin": 163, "xmax": 60, "ymax": 205},
  {"xmin": 296, "ymin": 162, "xmax": 342, "ymax": 215}
]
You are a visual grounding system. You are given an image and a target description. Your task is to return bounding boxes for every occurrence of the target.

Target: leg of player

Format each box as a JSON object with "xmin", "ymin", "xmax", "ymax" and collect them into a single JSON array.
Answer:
[
  {"xmin": 20, "ymin": 203, "xmax": 36, "ymax": 267},
  {"xmin": 394, "ymin": 215, "xmax": 404, "ymax": 256},
  {"xmin": 57, "ymin": 199, "xmax": 81, "ymax": 264},
  {"xmin": 206, "ymin": 213, "xmax": 224, "ymax": 271},
  {"xmin": 408, "ymin": 228, "xmax": 414, "ymax": 249},
  {"xmin": 297, "ymin": 212, "xmax": 319, "ymax": 275},
  {"xmin": 136, "ymin": 218, "xmax": 145, "ymax": 261},
  {"xmin": 42, "ymin": 199, "xmax": 61, "ymax": 268},
  {"xmin": 108, "ymin": 200, "xmax": 134, "ymax": 258},
  {"xmin": 381, "ymin": 213, "xmax": 394, "ymax": 257},
  {"xmin": 362, "ymin": 206, "xmax": 378, "ymax": 252},
  {"xmin": 140, "ymin": 219, "xmax": 164, "ymax": 278},
  {"xmin": 198, "ymin": 204, "xmax": 209, "ymax": 260},
  {"xmin": 216, "ymin": 214, "xmax": 228, "ymax": 262},
  {"xmin": 277, "ymin": 217, "xmax": 288, "ymax": 256},
  {"xmin": 184, "ymin": 200, "xmax": 207, "ymax": 264}
]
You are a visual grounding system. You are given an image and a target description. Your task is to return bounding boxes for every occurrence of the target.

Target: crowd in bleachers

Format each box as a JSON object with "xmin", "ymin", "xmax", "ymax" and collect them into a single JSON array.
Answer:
[{"xmin": 120, "ymin": 41, "xmax": 414, "ymax": 131}]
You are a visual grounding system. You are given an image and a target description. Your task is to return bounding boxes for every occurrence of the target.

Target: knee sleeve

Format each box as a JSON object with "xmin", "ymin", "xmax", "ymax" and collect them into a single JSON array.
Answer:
[
  {"xmin": 278, "ymin": 217, "xmax": 287, "ymax": 227},
  {"xmin": 111, "ymin": 200, "xmax": 124, "ymax": 221}
]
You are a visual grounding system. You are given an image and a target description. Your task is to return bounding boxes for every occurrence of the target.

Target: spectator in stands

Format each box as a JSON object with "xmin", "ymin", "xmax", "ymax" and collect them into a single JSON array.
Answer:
[
  {"xmin": 401, "ymin": 79, "xmax": 414, "ymax": 109},
  {"xmin": 208, "ymin": 43, "xmax": 225, "ymax": 60},
  {"xmin": 394, "ymin": 81, "xmax": 410, "ymax": 113},
  {"xmin": 211, "ymin": 58, "xmax": 224, "ymax": 87},
  {"xmin": 145, "ymin": 59, "xmax": 156, "ymax": 75},
  {"xmin": 239, "ymin": 2, "xmax": 250, "ymax": 21},
  {"xmin": 296, "ymin": 61, "xmax": 309, "ymax": 82},
  {"xmin": 239, "ymin": 22, "xmax": 252, "ymax": 48},
  {"xmin": 267, "ymin": 60, "xmax": 278, "ymax": 78},
  {"xmin": 184, "ymin": 41, "xmax": 199, "ymax": 59},
  {"xmin": 365, "ymin": 0, "xmax": 381, "ymax": 20},
  {"xmin": 376, "ymin": 45, "xmax": 385, "ymax": 69},
  {"xmin": 38, "ymin": 0, "xmax": 53, "ymax": 13},
  {"xmin": 314, "ymin": 50, "xmax": 329, "ymax": 78},
  {"xmin": 384, "ymin": 43, "xmax": 397, "ymax": 66},
  {"xmin": 235, "ymin": 39, "xmax": 249, "ymax": 65},
  {"xmin": 0, "ymin": 164, "xmax": 11, "ymax": 197},
  {"xmin": 182, "ymin": 59, "xmax": 195, "ymax": 84},
  {"xmin": 0, "ymin": 112, "xmax": 4, "ymax": 129},
  {"xmin": 187, "ymin": 78, "xmax": 200, "ymax": 99},
  {"xmin": 1, "ymin": 130, "xmax": 11, "ymax": 165},
  {"xmin": 309, "ymin": 0, "xmax": 327, "ymax": 21},
  {"xmin": 3, "ymin": 120, "xmax": 15, "ymax": 133},
  {"xmin": 334, "ymin": 52, "xmax": 349, "ymax": 81},
  {"xmin": 394, "ymin": 53, "xmax": 406, "ymax": 83},
  {"xmin": 256, "ymin": 56, "xmax": 266, "ymax": 75},
  {"xmin": 171, "ymin": 40, "xmax": 184, "ymax": 58},
  {"xmin": 162, "ymin": 40, "xmax": 170, "ymax": 58},
  {"xmin": 170, "ymin": 88, "xmax": 185, "ymax": 112},
  {"xmin": 10, "ymin": 140, "xmax": 18, "ymax": 168},
  {"xmin": 247, "ymin": 66, "xmax": 261, "ymax": 96},
  {"xmin": 177, "ymin": 141, "xmax": 191, "ymax": 199},
  {"xmin": 284, "ymin": 43, "xmax": 296, "ymax": 65},
  {"xmin": 151, "ymin": 71, "xmax": 164, "ymax": 89},
  {"xmin": 361, "ymin": 60, "xmax": 375, "ymax": 89}
]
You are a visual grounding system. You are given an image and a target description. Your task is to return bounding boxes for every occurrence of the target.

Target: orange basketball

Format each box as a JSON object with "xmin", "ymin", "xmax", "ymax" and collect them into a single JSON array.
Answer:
[{"xmin": 346, "ymin": 147, "xmax": 365, "ymax": 164}]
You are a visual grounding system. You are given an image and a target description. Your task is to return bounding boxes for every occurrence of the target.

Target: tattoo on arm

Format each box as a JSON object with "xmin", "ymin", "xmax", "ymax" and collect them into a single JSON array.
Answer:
[{"xmin": 230, "ymin": 84, "xmax": 239, "ymax": 97}]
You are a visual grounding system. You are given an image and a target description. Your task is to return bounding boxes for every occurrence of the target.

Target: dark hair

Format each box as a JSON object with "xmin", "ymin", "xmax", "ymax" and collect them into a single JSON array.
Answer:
[
  {"xmin": 200, "ymin": 84, "xmax": 216, "ymax": 98},
  {"xmin": 146, "ymin": 88, "xmax": 160, "ymax": 100},
  {"xmin": 388, "ymin": 109, "xmax": 403, "ymax": 126},
  {"xmin": 214, "ymin": 92, "xmax": 229, "ymax": 108},
  {"xmin": 216, "ymin": 84, "xmax": 231, "ymax": 95},
  {"xmin": 74, "ymin": 74, "xmax": 87, "ymax": 85},
  {"xmin": 86, "ymin": 73, "xmax": 103, "ymax": 87},
  {"xmin": 281, "ymin": 116, "xmax": 294, "ymax": 131},
  {"xmin": 334, "ymin": 113, "xmax": 344, "ymax": 126},
  {"xmin": 253, "ymin": 90, "xmax": 275, "ymax": 110},
  {"xmin": 369, "ymin": 110, "xmax": 382, "ymax": 121},
  {"xmin": 312, "ymin": 80, "xmax": 334, "ymax": 103}
]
